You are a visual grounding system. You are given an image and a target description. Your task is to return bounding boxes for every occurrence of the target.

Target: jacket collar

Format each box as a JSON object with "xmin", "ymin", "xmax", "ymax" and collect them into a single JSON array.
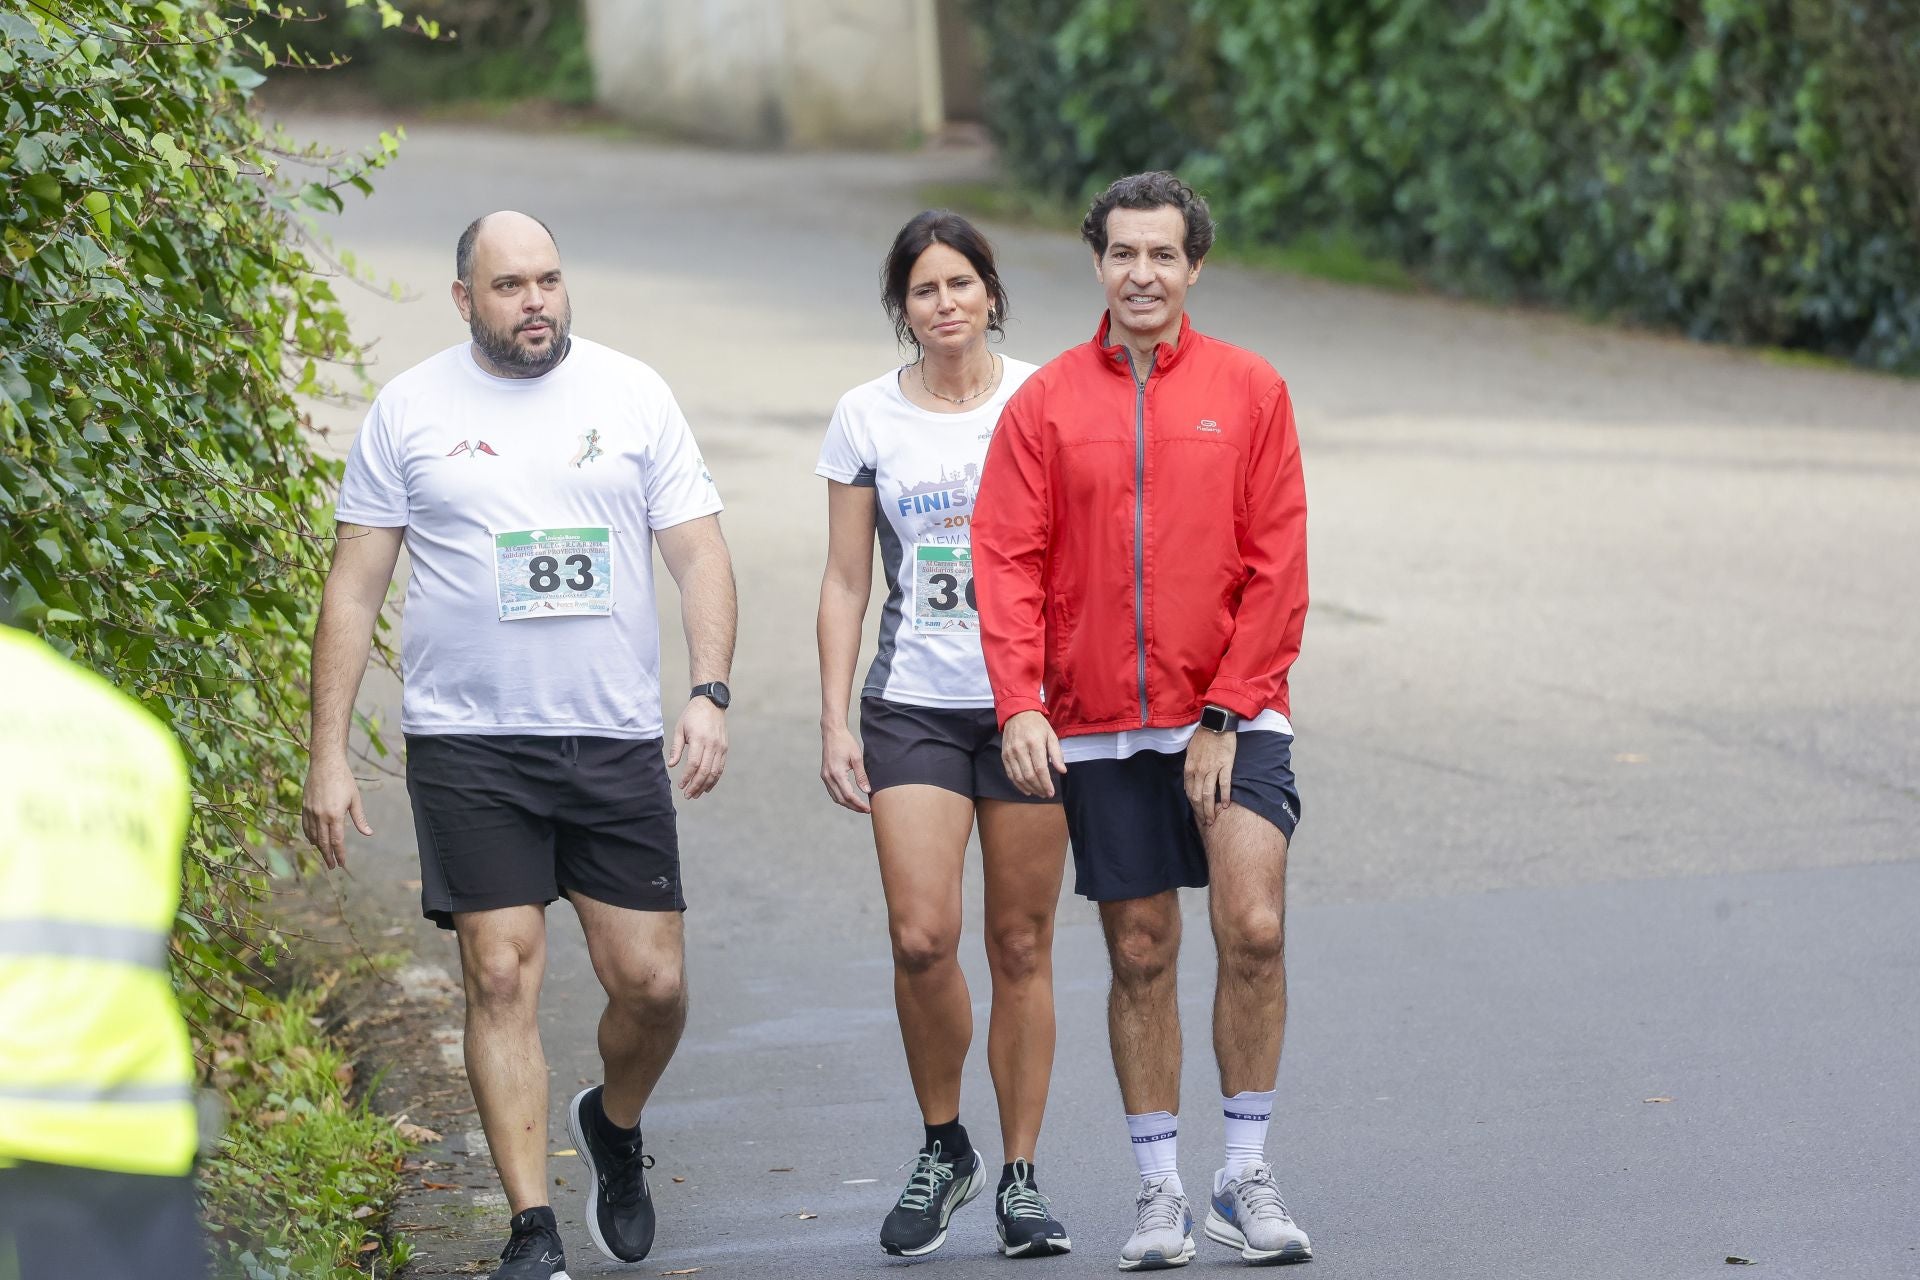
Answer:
[{"xmin": 1095, "ymin": 311, "xmax": 1196, "ymax": 377}]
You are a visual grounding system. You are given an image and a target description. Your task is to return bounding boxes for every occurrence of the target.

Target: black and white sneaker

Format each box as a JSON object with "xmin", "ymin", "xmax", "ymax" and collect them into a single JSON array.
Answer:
[
  {"xmin": 568, "ymin": 1085, "xmax": 657, "ymax": 1263},
  {"xmin": 880, "ymin": 1141, "xmax": 985, "ymax": 1257},
  {"xmin": 997, "ymin": 1158, "xmax": 1072, "ymax": 1257},
  {"xmin": 490, "ymin": 1207, "xmax": 569, "ymax": 1279}
]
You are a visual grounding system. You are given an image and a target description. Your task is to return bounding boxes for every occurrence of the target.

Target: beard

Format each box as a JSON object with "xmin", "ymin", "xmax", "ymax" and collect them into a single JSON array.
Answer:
[{"xmin": 471, "ymin": 302, "xmax": 572, "ymax": 377}]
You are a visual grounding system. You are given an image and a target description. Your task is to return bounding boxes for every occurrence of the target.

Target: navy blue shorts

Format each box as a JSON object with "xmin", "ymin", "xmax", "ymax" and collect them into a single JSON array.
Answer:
[{"xmin": 1060, "ymin": 731, "xmax": 1301, "ymax": 902}]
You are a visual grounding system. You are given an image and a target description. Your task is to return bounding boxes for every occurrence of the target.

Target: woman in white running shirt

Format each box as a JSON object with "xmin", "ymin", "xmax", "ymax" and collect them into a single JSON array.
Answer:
[{"xmin": 816, "ymin": 212, "xmax": 1072, "ymax": 1260}]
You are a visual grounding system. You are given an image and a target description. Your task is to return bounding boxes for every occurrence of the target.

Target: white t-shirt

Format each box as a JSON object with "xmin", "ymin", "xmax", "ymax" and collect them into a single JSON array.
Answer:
[
  {"xmin": 816, "ymin": 357, "xmax": 1037, "ymax": 709},
  {"xmin": 1058, "ymin": 711, "xmax": 1295, "ymax": 763},
  {"xmin": 335, "ymin": 338, "xmax": 723, "ymax": 740}
]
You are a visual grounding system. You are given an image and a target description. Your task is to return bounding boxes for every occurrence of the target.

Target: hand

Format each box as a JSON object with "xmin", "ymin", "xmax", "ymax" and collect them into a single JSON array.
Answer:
[
  {"xmin": 1185, "ymin": 726, "xmax": 1237, "ymax": 827},
  {"xmin": 820, "ymin": 723, "xmax": 872, "ymax": 813},
  {"xmin": 668, "ymin": 696, "xmax": 728, "ymax": 799},
  {"xmin": 1001, "ymin": 710, "xmax": 1066, "ymax": 798},
  {"xmin": 301, "ymin": 754, "xmax": 371, "ymax": 870}
]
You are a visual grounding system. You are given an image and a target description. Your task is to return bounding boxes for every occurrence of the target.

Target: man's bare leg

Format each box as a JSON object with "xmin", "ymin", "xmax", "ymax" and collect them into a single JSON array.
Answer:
[
  {"xmin": 572, "ymin": 894, "xmax": 688, "ymax": 1126},
  {"xmin": 454, "ymin": 905, "xmax": 550, "ymax": 1214},
  {"xmin": 1099, "ymin": 890, "xmax": 1183, "ymax": 1114},
  {"xmin": 1204, "ymin": 806, "xmax": 1290, "ymax": 1095}
]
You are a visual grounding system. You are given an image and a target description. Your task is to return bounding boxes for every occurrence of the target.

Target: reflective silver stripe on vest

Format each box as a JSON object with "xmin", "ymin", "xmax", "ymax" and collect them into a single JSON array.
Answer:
[
  {"xmin": 0, "ymin": 921, "xmax": 169, "ymax": 971},
  {"xmin": 0, "ymin": 1081, "xmax": 193, "ymax": 1104}
]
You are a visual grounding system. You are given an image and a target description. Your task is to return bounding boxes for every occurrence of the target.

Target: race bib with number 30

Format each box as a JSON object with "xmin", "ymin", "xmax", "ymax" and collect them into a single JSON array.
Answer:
[
  {"xmin": 912, "ymin": 543, "xmax": 977, "ymax": 633},
  {"xmin": 493, "ymin": 527, "xmax": 613, "ymax": 621}
]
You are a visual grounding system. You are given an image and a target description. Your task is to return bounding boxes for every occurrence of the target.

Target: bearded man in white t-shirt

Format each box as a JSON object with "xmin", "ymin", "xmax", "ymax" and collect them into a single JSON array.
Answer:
[{"xmin": 300, "ymin": 211, "xmax": 737, "ymax": 1280}]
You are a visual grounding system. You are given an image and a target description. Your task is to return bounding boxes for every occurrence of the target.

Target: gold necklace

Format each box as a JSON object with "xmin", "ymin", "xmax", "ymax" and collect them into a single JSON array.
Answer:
[{"xmin": 917, "ymin": 354, "xmax": 998, "ymax": 405}]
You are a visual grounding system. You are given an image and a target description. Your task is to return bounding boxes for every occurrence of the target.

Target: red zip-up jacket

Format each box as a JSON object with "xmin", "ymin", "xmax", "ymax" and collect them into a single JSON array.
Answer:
[{"xmin": 973, "ymin": 313, "xmax": 1307, "ymax": 735}]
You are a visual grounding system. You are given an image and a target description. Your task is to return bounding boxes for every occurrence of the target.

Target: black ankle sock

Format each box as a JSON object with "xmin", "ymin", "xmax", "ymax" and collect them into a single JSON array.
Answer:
[
  {"xmin": 924, "ymin": 1117, "xmax": 970, "ymax": 1161},
  {"xmin": 999, "ymin": 1161, "xmax": 1037, "ymax": 1192},
  {"xmin": 591, "ymin": 1088, "xmax": 639, "ymax": 1143},
  {"xmin": 511, "ymin": 1205, "xmax": 557, "ymax": 1233}
]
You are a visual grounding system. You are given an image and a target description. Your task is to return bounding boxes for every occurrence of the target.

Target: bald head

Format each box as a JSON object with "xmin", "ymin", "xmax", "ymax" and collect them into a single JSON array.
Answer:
[
  {"xmin": 456, "ymin": 210, "xmax": 559, "ymax": 286},
  {"xmin": 453, "ymin": 210, "xmax": 572, "ymax": 378}
]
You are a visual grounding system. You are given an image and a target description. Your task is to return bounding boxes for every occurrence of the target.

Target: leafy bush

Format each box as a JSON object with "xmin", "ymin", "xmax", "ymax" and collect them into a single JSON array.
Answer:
[
  {"xmin": 200, "ymin": 979, "xmax": 411, "ymax": 1280},
  {"xmin": 1, "ymin": 0, "xmax": 407, "ymax": 1272},
  {"xmin": 278, "ymin": 0, "xmax": 596, "ymax": 106},
  {"xmin": 975, "ymin": 0, "xmax": 1920, "ymax": 372}
]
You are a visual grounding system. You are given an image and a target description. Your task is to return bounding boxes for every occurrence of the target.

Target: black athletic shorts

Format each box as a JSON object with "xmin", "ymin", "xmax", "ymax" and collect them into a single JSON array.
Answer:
[
  {"xmin": 859, "ymin": 697, "xmax": 1059, "ymax": 804},
  {"xmin": 1060, "ymin": 731, "xmax": 1301, "ymax": 902},
  {"xmin": 0, "ymin": 1164, "xmax": 207, "ymax": 1280},
  {"xmin": 405, "ymin": 733, "xmax": 683, "ymax": 928}
]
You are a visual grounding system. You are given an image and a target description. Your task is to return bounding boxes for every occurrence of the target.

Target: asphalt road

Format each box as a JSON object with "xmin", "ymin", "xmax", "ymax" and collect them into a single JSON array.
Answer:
[{"xmin": 293, "ymin": 115, "xmax": 1920, "ymax": 1280}]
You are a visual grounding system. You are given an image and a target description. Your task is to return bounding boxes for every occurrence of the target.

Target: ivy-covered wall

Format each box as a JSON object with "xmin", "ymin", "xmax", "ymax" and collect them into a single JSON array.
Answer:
[{"xmin": 977, "ymin": 0, "xmax": 1920, "ymax": 372}]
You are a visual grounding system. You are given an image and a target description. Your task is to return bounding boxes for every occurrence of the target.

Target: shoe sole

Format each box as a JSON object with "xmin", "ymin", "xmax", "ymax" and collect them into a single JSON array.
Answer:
[
  {"xmin": 880, "ymin": 1157, "xmax": 986, "ymax": 1257},
  {"xmin": 1117, "ymin": 1236, "xmax": 1197, "ymax": 1270},
  {"xmin": 997, "ymin": 1223, "xmax": 1073, "ymax": 1257},
  {"xmin": 1204, "ymin": 1209, "xmax": 1312, "ymax": 1264},
  {"xmin": 568, "ymin": 1087, "xmax": 652, "ymax": 1265}
]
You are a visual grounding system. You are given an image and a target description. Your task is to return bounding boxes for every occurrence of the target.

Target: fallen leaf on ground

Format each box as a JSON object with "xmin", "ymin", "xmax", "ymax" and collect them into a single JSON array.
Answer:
[
  {"xmin": 395, "ymin": 1121, "xmax": 444, "ymax": 1143},
  {"xmin": 660, "ymin": 1270, "xmax": 703, "ymax": 1276},
  {"xmin": 1726, "ymin": 1258, "xmax": 1755, "ymax": 1266},
  {"xmin": 672, "ymin": 1176, "xmax": 686, "ymax": 1183},
  {"xmin": 769, "ymin": 1166, "xmax": 794, "ymax": 1172},
  {"xmin": 358, "ymin": 1240, "xmax": 380, "ymax": 1253},
  {"xmin": 796, "ymin": 1212, "xmax": 818, "ymax": 1220},
  {"xmin": 1643, "ymin": 1097, "xmax": 1674, "ymax": 1104},
  {"xmin": 554, "ymin": 1176, "xmax": 568, "ymax": 1187},
  {"xmin": 420, "ymin": 1181, "xmax": 461, "ymax": 1191},
  {"xmin": 351, "ymin": 1205, "xmax": 375, "ymax": 1220},
  {"xmin": 549, "ymin": 1148, "xmax": 577, "ymax": 1157}
]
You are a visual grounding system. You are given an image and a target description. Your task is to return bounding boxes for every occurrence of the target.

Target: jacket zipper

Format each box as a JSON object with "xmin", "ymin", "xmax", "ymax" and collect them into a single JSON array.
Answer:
[{"xmin": 1132, "ymin": 350, "xmax": 1155, "ymax": 727}]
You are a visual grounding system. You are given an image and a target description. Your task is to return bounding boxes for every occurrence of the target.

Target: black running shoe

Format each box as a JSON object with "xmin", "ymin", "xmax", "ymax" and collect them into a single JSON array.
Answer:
[
  {"xmin": 880, "ymin": 1141, "xmax": 985, "ymax": 1257},
  {"xmin": 568, "ymin": 1085, "xmax": 656, "ymax": 1263},
  {"xmin": 997, "ymin": 1158, "xmax": 1072, "ymax": 1257},
  {"xmin": 490, "ymin": 1207, "xmax": 569, "ymax": 1279}
]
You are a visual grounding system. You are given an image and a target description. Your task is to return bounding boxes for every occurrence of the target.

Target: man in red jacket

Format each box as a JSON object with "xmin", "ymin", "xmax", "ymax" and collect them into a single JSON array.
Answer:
[{"xmin": 973, "ymin": 171, "xmax": 1313, "ymax": 1270}]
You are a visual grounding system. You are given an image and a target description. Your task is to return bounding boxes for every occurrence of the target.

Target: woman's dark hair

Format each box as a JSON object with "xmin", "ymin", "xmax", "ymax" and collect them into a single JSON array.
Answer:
[
  {"xmin": 1081, "ymin": 171, "xmax": 1215, "ymax": 264},
  {"xmin": 881, "ymin": 210, "xmax": 1010, "ymax": 350}
]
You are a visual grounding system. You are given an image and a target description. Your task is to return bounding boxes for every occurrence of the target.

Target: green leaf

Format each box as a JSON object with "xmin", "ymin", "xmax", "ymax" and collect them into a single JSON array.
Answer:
[{"xmin": 82, "ymin": 190, "xmax": 111, "ymax": 235}]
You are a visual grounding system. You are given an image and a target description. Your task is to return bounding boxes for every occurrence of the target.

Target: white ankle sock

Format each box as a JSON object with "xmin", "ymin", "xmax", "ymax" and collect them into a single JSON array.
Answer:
[
  {"xmin": 1126, "ymin": 1110, "xmax": 1182, "ymax": 1196},
  {"xmin": 1222, "ymin": 1089, "xmax": 1275, "ymax": 1180}
]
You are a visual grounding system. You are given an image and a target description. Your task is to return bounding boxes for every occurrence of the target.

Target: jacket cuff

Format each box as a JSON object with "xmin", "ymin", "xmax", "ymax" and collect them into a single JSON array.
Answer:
[
  {"xmin": 994, "ymin": 695, "xmax": 1048, "ymax": 730},
  {"xmin": 1201, "ymin": 681, "xmax": 1261, "ymax": 720}
]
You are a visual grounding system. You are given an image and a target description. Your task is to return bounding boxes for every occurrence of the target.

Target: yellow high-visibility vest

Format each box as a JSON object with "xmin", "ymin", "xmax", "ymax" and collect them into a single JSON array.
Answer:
[{"xmin": 0, "ymin": 626, "xmax": 198, "ymax": 1176}]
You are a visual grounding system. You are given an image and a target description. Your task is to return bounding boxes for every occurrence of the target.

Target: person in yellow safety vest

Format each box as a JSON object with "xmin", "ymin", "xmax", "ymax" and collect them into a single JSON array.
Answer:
[{"xmin": 0, "ymin": 621, "xmax": 208, "ymax": 1280}]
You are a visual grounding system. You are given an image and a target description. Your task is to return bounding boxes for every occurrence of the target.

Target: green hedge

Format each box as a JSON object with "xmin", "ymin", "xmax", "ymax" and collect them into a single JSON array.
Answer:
[
  {"xmin": 276, "ymin": 0, "xmax": 595, "ymax": 106},
  {"xmin": 1, "ymin": 2, "xmax": 405, "ymax": 1271},
  {"xmin": 976, "ymin": 0, "xmax": 1920, "ymax": 372}
]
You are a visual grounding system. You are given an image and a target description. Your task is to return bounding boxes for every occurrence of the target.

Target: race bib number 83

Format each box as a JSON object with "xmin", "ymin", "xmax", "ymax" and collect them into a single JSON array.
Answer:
[
  {"xmin": 494, "ymin": 527, "xmax": 613, "ymax": 621},
  {"xmin": 912, "ymin": 543, "xmax": 977, "ymax": 633}
]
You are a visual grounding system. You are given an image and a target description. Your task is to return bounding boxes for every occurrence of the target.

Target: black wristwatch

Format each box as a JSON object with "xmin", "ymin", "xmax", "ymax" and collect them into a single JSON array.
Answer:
[
  {"xmin": 1199, "ymin": 704, "xmax": 1240, "ymax": 733},
  {"xmin": 691, "ymin": 681, "xmax": 731, "ymax": 710}
]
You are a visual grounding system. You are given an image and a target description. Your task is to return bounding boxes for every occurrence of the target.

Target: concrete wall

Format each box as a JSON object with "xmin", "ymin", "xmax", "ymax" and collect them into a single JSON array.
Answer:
[{"xmin": 584, "ymin": 0, "xmax": 946, "ymax": 148}]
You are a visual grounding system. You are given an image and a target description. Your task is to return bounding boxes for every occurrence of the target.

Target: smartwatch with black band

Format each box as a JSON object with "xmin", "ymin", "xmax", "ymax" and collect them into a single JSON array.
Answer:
[
  {"xmin": 1199, "ymin": 704, "xmax": 1240, "ymax": 733},
  {"xmin": 691, "ymin": 681, "xmax": 731, "ymax": 710}
]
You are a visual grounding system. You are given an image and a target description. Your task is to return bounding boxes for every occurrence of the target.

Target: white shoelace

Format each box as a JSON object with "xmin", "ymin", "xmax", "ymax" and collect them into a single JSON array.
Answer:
[
  {"xmin": 1134, "ymin": 1179, "xmax": 1187, "ymax": 1232},
  {"xmin": 1232, "ymin": 1163, "xmax": 1293, "ymax": 1221}
]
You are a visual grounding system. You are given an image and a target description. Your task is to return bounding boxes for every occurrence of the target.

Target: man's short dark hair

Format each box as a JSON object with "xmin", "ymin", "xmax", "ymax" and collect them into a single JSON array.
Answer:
[
  {"xmin": 455, "ymin": 212, "xmax": 558, "ymax": 285},
  {"xmin": 1081, "ymin": 171, "xmax": 1214, "ymax": 265}
]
